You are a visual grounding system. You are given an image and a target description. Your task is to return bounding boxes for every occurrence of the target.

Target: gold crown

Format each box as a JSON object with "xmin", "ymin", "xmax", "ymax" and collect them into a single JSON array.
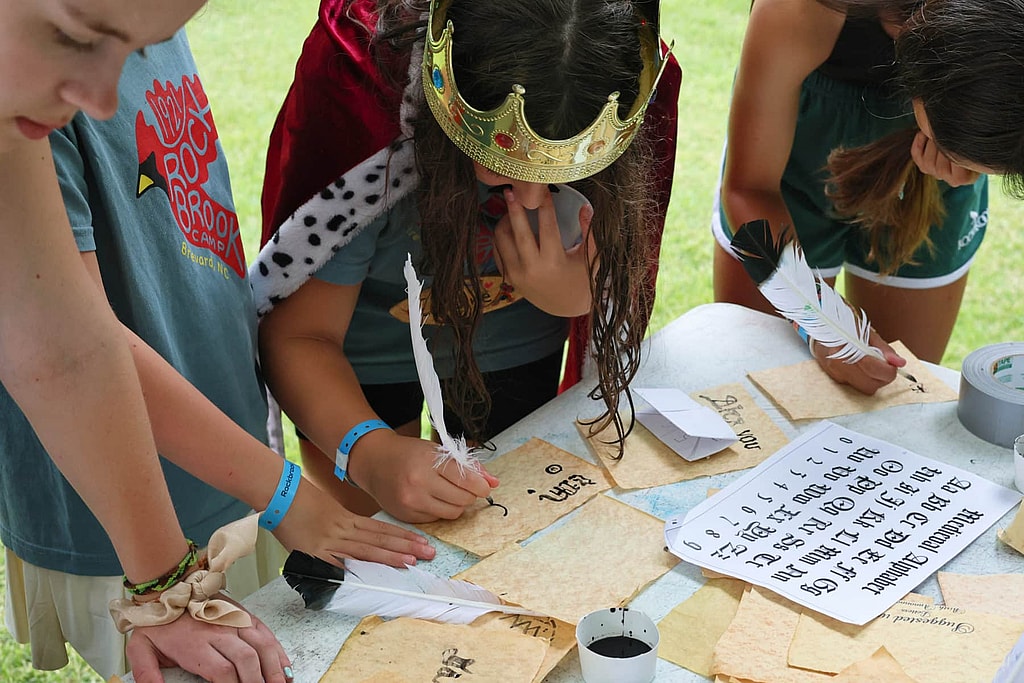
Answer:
[{"xmin": 421, "ymin": 0, "xmax": 673, "ymax": 184}]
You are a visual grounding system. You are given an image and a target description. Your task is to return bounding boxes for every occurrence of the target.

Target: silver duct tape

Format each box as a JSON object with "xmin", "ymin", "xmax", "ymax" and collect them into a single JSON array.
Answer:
[{"xmin": 957, "ymin": 343, "xmax": 1024, "ymax": 448}]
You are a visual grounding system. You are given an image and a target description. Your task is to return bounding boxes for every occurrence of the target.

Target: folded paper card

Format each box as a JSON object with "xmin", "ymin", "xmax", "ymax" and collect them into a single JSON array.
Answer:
[
  {"xmin": 633, "ymin": 387, "xmax": 738, "ymax": 461},
  {"xmin": 579, "ymin": 383, "xmax": 789, "ymax": 490}
]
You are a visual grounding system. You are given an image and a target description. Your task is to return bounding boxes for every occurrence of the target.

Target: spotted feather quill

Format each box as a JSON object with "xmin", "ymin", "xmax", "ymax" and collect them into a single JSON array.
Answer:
[
  {"xmin": 282, "ymin": 551, "xmax": 540, "ymax": 623},
  {"xmin": 730, "ymin": 220, "xmax": 883, "ymax": 364}
]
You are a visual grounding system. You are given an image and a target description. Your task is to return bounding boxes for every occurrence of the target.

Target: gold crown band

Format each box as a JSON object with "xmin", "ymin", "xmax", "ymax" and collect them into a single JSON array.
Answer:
[{"xmin": 422, "ymin": 0, "xmax": 673, "ymax": 184}]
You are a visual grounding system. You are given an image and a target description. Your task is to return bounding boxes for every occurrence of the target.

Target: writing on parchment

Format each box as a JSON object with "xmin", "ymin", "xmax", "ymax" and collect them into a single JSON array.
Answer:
[
  {"xmin": 497, "ymin": 613, "xmax": 559, "ymax": 642},
  {"xmin": 524, "ymin": 463, "xmax": 598, "ymax": 503},
  {"xmin": 432, "ymin": 647, "xmax": 474, "ymax": 681},
  {"xmin": 877, "ymin": 603, "xmax": 975, "ymax": 634},
  {"xmin": 698, "ymin": 392, "xmax": 762, "ymax": 450}
]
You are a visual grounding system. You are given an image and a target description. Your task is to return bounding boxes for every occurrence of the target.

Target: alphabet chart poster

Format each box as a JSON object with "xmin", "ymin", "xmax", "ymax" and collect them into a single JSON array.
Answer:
[{"xmin": 664, "ymin": 421, "xmax": 1021, "ymax": 625}]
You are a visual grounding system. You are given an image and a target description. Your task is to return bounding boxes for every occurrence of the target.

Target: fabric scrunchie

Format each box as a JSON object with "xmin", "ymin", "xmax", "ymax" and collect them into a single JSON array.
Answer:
[{"xmin": 109, "ymin": 514, "xmax": 260, "ymax": 633}]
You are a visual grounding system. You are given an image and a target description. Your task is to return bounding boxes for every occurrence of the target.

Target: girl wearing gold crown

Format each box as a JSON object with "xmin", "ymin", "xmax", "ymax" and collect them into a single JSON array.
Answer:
[
  {"xmin": 712, "ymin": 0, "xmax": 988, "ymax": 395},
  {"xmin": 252, "ymin": 0, "xmax": 680, "ymax": 523}
]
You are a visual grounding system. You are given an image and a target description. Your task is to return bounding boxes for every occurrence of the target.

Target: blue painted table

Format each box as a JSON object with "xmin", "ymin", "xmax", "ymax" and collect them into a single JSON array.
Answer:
[{"xmin": 132, "ymin": 303, "xmax": 1024, "ymax": 682}]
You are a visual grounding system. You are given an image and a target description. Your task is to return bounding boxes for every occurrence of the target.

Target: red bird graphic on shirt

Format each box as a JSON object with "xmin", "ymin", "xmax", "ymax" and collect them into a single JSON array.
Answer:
[{"xmin": 135, "ymin": 75, "xmax": 246, "ymax": 277}]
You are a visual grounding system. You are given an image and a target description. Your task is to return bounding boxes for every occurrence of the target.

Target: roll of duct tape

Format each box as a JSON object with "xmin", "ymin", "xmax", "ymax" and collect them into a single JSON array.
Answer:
[{"xmin": 958, "ymin": 343, "xmax": 1024, "ymax": 448}]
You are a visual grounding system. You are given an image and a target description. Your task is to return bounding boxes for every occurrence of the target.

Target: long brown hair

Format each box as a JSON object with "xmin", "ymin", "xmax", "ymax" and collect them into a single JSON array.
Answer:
[
  {"xmin": 814, "ymin": 0, "xmax": 943, "ymax": 274},
  {"xmin": 368, "ymin": 0, "xmax": 657, "ymax": 449},
  {"xmin": 825, "ymin": 129, "xmax": 944, "ymax": 274}
]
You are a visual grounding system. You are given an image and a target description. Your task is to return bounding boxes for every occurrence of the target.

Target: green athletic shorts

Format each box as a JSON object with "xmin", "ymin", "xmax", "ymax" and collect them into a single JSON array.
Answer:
[{"xmin": 713, "ymin": 69, "xmax": 988, "ymax": 289}]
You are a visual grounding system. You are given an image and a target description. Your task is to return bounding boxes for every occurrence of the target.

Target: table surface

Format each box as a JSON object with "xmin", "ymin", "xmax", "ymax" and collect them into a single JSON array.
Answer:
[{"xmin": 135, "ymin": 303, "xmax": 1024, "ymax": 682}]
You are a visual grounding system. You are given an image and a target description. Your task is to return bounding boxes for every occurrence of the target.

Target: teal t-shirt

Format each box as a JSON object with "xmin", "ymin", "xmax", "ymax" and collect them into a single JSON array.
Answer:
[
  {"xmin": 316, "ymin": 184, "xmax": 570, "ymax": 383},
  {"xmin": 0, "ymin": 32, "xmax": 260, "ymax": 575}
]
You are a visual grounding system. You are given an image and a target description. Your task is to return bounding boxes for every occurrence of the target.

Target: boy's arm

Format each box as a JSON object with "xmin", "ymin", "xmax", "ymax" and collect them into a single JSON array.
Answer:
[
  {"xmin": 0, "ymin": 139, "xmax": 189, "ymax": 581},
  {"xmin": 79, "ymin": 250, "xmax": 433, "ymax": 567},
  {"xmin": 0, "ymin": 138, "xmax": 295, "ymax": 682}
]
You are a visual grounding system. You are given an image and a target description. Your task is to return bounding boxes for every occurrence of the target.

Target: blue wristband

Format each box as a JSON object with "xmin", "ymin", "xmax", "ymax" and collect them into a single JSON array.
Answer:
[
  {"xmin": 259, "ymin": 460, "xmax": 300, "ymax": 531},
  {"xmin": 335, "ymin": 419, "xmax": 391, "ymax": 484},
  {"xmin": 794, "ymin": 324, "xmax": 810, "ymax": 343}
]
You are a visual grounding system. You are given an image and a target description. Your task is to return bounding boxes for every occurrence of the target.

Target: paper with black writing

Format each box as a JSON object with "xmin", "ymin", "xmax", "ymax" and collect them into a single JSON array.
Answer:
[
  {"xmin": 415, "ymin": 438, "xmax": 611, "ymax": 557},
  {"xmin": 789, "ymin": 598, "xmax": 1024, "ymax": 682},
  {"xmin": 664, "ymin": 421, "xmax": 1021, "ymax": 624}
]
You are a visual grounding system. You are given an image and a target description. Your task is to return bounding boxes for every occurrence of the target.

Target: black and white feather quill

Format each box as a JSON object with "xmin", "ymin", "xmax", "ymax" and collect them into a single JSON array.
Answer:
[
  {"xmin": 730, "ymin": 219, "xmax": 883, "ymax": 364},
  {"xmin": 282, "ymin": 551, "xmax": 540, "ymax": 624}
]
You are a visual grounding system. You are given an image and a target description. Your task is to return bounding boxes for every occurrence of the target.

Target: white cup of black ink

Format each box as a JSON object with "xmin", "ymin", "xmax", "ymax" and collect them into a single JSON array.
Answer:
[
  {"xmin": 575, "ymin": 607, "xmax": 659, "ymax": 683},
  {"xmin": 1014, "ymin": 434, "xmax": 1024, "ymax": 493}
]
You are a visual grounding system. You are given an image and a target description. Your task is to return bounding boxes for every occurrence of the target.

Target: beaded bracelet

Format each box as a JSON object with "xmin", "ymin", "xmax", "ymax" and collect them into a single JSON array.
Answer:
[
  {"xmin": 334, "ymin": 419, "xmax": 391, "ymax": 485},
  {"xmin": 123, "ymin": 540, "xmax": 199, "ymax": 596},
  {"xmin": 259, "ymin": 460, "xmax": 301, "ymax": 531}
]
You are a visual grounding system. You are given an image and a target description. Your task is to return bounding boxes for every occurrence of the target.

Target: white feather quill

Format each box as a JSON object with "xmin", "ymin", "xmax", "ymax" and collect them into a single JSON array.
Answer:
[
  {"xmin": 730, "ymin": 220, "xmax": 882, "ymax": 364},
  {"xmin": 283, "ymin": 551, "xmax": 540, "ymax": 624},
  {"xmin": 403, "ymin": 253, "xmax": 483, "ymax": 473}
]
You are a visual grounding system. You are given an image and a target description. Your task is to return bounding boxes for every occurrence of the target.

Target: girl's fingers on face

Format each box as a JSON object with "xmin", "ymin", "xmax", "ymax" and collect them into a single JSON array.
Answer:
[
  {"xmin": 534, "ymin": 192, "xmax": 561, "ymax": 250},
  {"xmin": 499, "ymin": 189, "xmax": 532, "ymax": 253},
  {"xmin": 503, "ymin": 188, "xmax": 526, "ymax": 223},
  {"xmin": 503, "ymin": 188, "xmax": 539, "ymax": 253}
]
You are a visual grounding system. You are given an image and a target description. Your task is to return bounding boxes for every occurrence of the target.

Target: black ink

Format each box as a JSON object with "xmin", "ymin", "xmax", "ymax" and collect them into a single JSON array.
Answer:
[
  {"xmin": 433, "ymin": 648, "xmax": 474, "ymax": 681},
  {"xmin": 587, "ymin": 636, "xmax": 652, "ymax": 658},
  {"xmin": 485, "ymin": 497, "xmax": 509, "ymax": 517},
  {"xmin": 442, "ymin": 648, "xmax": 474, "ymax": 671},
  {"xmin": 537, "ymin": 474, "xmax": 597, "ymax": 502},
  {"xmin": 497, "ymin": 614, "xmax": 558, "ymax": 642}
]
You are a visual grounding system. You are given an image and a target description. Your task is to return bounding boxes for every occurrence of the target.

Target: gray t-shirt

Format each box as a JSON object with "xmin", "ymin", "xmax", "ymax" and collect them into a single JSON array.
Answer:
[
  {"xmin": 0, "ymin": 32, "xmax": 259, "ymax": 575},
  {"xmin": 316, "ymin": 183, "xmax": 569, "ymax": 383}
]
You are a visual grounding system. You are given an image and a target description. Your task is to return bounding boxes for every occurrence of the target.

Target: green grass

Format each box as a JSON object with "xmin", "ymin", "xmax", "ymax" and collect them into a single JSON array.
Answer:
[{"xmin": 4, "ymin": 0, "xmax": 1024, "ymax": 679}]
